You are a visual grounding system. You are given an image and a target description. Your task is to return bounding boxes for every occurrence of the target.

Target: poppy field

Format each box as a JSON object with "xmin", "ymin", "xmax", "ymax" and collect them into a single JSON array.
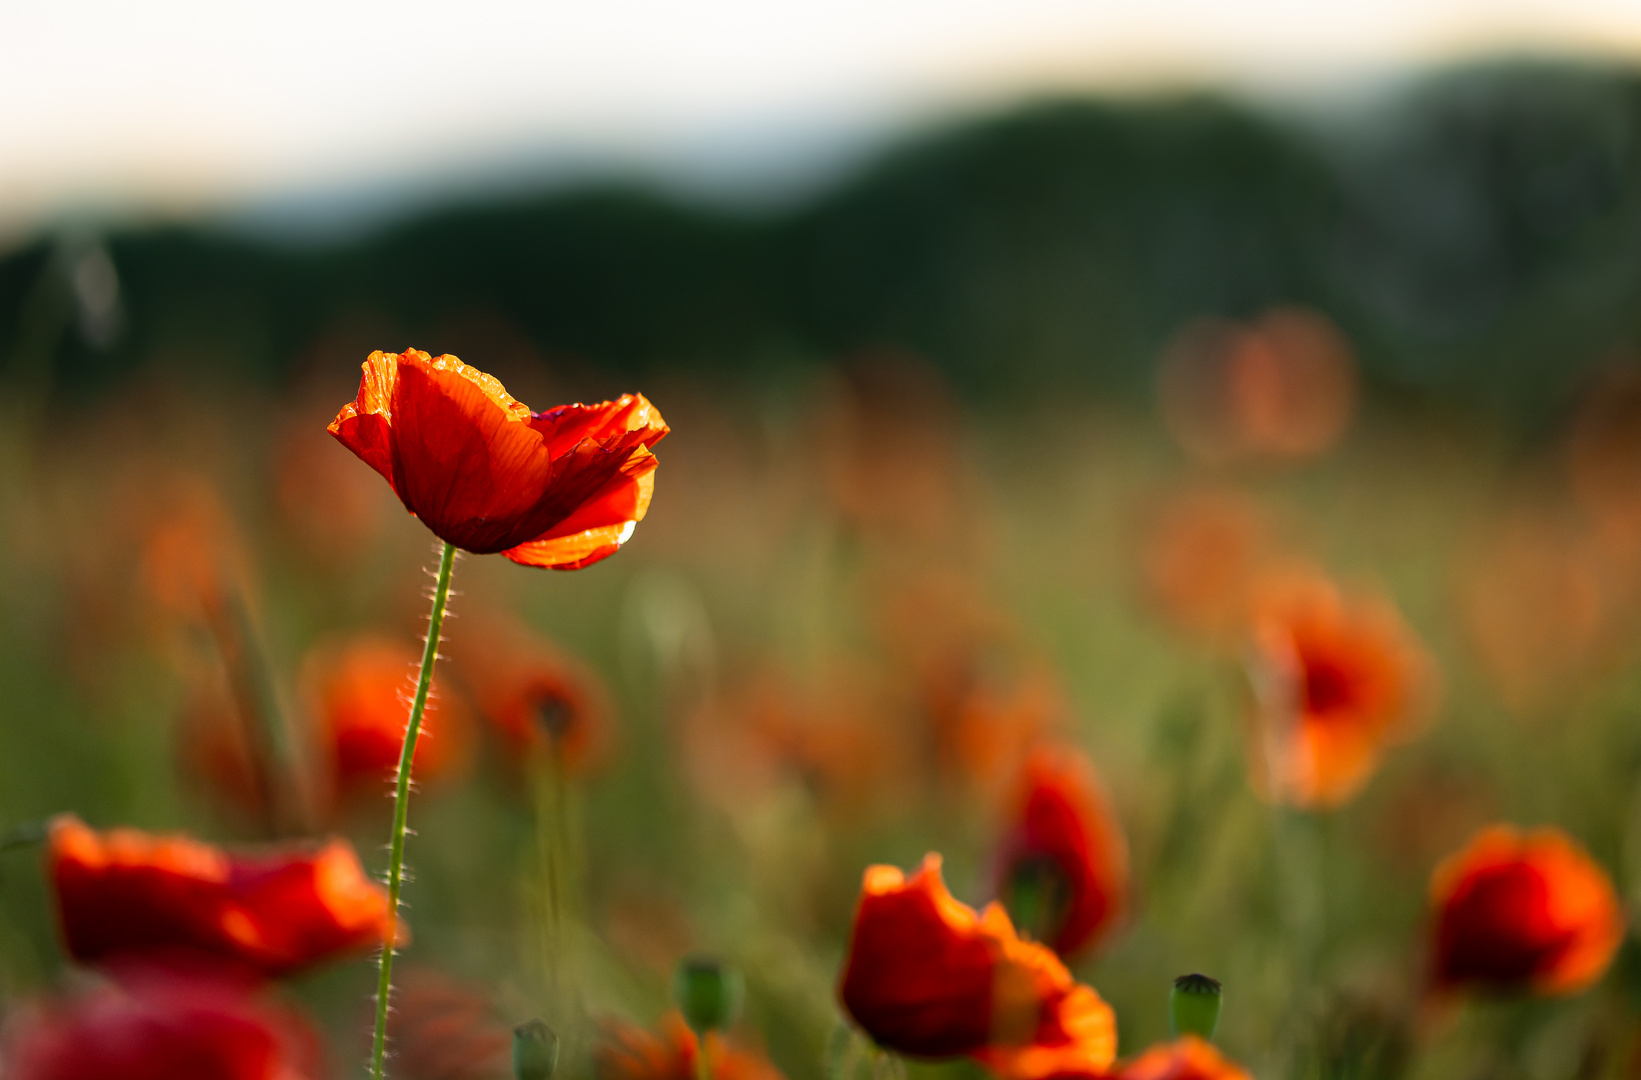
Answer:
[{"xmin": 6, "ymin": 67, "xmax": 1641, "ymax": 1080}]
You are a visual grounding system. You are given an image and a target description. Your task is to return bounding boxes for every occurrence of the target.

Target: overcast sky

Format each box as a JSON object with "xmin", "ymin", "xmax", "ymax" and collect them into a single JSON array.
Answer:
[{"xmin": 3, "ymin": 0, "xmax": 1640, "ymax": 241}]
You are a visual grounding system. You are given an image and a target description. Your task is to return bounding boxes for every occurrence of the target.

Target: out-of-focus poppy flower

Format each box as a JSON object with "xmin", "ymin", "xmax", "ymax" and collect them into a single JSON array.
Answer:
[
  {"xmin": 386, "ymin": 968, "xmax": 512, "ymax": 1080},
  {"xmin": 1244, "ymin": 570, "xmax": 1434, "ymax": 809},
  {"xmin": 138, "ymin": 477, "xmax": 250, "ymax": 627},
  {"xmin": 1566, "ymin": 366, "xmax": 1641, "ymax": 545},
  {"xmin": 328, "ymin": 349, "xmax": 668, "ymax": 570},
  {"xmin": 1460, "ymin": 513, "xmax": 1607, "ymax": 711},
  {"xmin": 449, "ymin": 612, "xmax": 612, "ymax": 772},
  {"xmin": 683, "ymin": 665, "xmax": 909, "ymax": 821},
  {"xmin": 814, "ymin": 351, "xmax": 975, "ymax": 551},
  {"xmin": 1140, "ymin": 489, "xmax": 1272, "ymax": 640},
  {"xmin": 1159, "ymin": 307, "xmax": 1356, "ymax": 466},
  {"xmin": 175, "ymin": 665, "xmax": 276, "ymax": 825},
  {"xmin": 48, "ymin": 814, "xmax": 396, "ymax": 980},
  {"xmin": 272, "ymin": 410, "xmax": 389, "ymax": 563},
  {"xmin": 993, "ymin": 747, "xmax": 1128, "ymax": 958},
  {"xmin": 594, "ymin": 1012, "xmax": 785, "ymax": 1080},
  {"xmin": 838, "ymin": 854, "xmax": 1116, "ymax": 1079},
  {"xmin": 302, "ymin": 635, "xmax": 471, "ymax": 806},
  {"xmin": 1429, "ymin": 825, "xmax": 1623, "ymax": 996},
  {"xmin": 3, "ymin": 968, "xmax": 322, "ymax": 1080},
  {"xmin": 1113, "ymin": 1036, "xmax": 1253, "ymax": 1080}
]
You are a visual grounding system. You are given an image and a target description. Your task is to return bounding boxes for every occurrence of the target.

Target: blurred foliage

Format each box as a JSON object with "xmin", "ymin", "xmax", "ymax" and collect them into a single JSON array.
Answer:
[{"xmin": 4, "ymin": 60, "xmax": 1641, "ymax": 423}]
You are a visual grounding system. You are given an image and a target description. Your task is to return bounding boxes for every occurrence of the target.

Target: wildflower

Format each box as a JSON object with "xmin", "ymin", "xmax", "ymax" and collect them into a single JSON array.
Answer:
[
  {"xmin": 1140, "ymin": 489, "xmax": 1271, "ymax": 640},
  {"xmin": 303, "ymin": 635, "xmax": 471, "ymax": 806},
  {"xmin": 1114, "ymin": 1036, "xmax": 1253, "ymax": 1080},
  {"xmin": 593, "ymin": 1012, "xmax": 784, "ymax": 1080},
  {"xmin": 993, "ymin": 748, "xmax": 1127, "ymax": 958},
  {"xmin": 48, "ymin": 814, "xmax": 395, "ymax": 980},
  {"xmin": 1158, "ymin": 307, "xmax": 1356, "ymax": 466},
  {"xmin": 450, "ymin": 613, "xmax": 611, "ymax": 771},
  {"xmin": 388, "ymin": 968, "xmax": 513, "ymax": 1080},
  {"xmin": 1430, "ymin": 825, "xmax": 1623, "ymax": 996},
  {"xmin": 2, "ymin": 968, "xmax": 321, "ymax": 1080},
  {"xmin": 328, "ymin": 349, "xmax": 668, "ymax": 569},
  {"xmin": 1244, "ymin": 570, "xmax": 1434, "ymax": 808},
  {"xmin": 837, "ymin": 854, "xmax": 1116, "ymax": 1079}
]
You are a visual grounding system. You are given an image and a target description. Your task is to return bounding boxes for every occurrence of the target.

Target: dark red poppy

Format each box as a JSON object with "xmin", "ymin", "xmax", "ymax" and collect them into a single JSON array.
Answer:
[
  {"xmin": 1114, "ymin": 1037, "xmax": 1253, "ymax": 1080},
  {"xmin": 594, "ymin": 1012, "xmax": 785, "ymax": 1080},
  {"xmin": 1430, "ymin": 825, "xmax": 1624, "ymax": 996},
  {"xmin": 3, "ymin": 968, "xmax": 322, "ymax": 1080},
  {"xmin": 49, "ymin": 814, "xmax": 396, "ymax": 980},
  {"xmin": 837, "ymin": 854, "xmax": 1116, "ymax": 1079},
  {"xmin": 994, "ymin": 747, "xmax": 1127, "ymax": 958},
  {"xmin": 328, "ymin": 349, "xmax": 668, "ymax": 569}
]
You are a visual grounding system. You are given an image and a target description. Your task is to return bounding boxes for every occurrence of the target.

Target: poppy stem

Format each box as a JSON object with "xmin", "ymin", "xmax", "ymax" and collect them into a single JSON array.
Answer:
[{"xmin": 370, "ymin": 539, "xmax": 457, "ymax": 1080}]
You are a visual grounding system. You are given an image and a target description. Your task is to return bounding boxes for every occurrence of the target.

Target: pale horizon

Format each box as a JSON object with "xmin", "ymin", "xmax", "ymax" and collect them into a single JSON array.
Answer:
[{"xmin": 4, "ymin": 0, "xmax": 1641, "ymax": 245}]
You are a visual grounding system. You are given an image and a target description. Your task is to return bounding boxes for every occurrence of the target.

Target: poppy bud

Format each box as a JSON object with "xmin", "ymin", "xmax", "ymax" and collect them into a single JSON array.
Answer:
[
  {"xmin": 1170, "ymin": 974, "xmax": 1221, "ymax": 1041},
  {"xmin": 673, "ymin": 954, "xmax": 744, "ymax": 1035},
  {"xmin": 514, "ymin": 1019, "xmax": 559, "ymax": 1080}
]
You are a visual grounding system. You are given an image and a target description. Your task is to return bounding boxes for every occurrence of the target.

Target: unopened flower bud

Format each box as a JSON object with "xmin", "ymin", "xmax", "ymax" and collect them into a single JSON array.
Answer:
[
  {"xmin": 514, "ymin": 1019, "xmax": 559, "ymax": 1080},
  {"xmin": 1170, "ymin": 974, "xmax": 1221, "ymax": 1041},
  {"xmin": 673, "ymin": 954, "xmax": 744, "ymax": 1035}
]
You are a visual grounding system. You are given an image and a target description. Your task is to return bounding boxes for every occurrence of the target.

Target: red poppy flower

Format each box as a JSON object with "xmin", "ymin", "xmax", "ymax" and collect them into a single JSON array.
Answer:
[
  {"xmin": 49, "ymin": 814, "xmax": 396, "ymax": 980},
  {"xmin": 993, "ymin": 747, "xmax": 1127, "ymax": 958},
  {"xmin": 594, "ymin": 1012, "xmax": 785, "ymax": 1080},
  {"xmin": 1430, "ymin": 825, "xmax": 1624, "ymax": 996},
  {"xmin": 838, "ymin": 854, "xmax": 1116, "ymax": 1079},
  {"xmin": 386, "ymin": 968, "xmax": 512, "ymax": 1080},
  {"xmin": 450, "ymin": 612, "xmax": 612, "ymax": 771},
  {"xmin": 303, "ymin": 635, "xmax": 471, "ymax": 806},
  {"xmin": 328, "ymin": 349, "xmax": 668, "ymax": 569},
  {"xmin": 3, "ymin": 969, "xmax": 322, "ymax": 1080},
  {"xmin": 1244, "ymin": 570, "xmax": 1434, "ymax": 808},
  {"xmin": 1114, "ymin": 1037, "xmax": 1253, "ymax": 1080}
]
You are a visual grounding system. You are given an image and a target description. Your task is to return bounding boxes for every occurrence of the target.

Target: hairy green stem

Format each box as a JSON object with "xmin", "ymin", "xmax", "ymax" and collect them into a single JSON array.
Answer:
[{"xmin": 371, "ymin": 540, "xmax": 457, "ymax": 1080}]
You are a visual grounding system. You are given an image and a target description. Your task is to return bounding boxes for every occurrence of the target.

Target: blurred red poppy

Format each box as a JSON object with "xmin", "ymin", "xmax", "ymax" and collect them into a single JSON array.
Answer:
[
  {"xmin": 49, "ymin": 814, "xmax": 396, "ymax": 980},
  {"xmin": 993, "ymin": 747, "xmax": 1127, "ymax": 958},
  {"xmin": 1140, "ymin": 488, "xmax": 1272, "ymax": 641},
  {"xmin": 449, "ymin": 612, "xmax": 612, "ymax": 771},
  {"xmin": 837, "ymin": 854, "xmax": 1116, "ymax": 1078},
  {"xmin": 302, "ymin": 635, "xmax": 471, "ymax": 807},
  {"xmin": 3, "ymin": 968, "xmax": 322, "ymax": 1080},
  {"xmin": 1244, "ymin": 570, "xmax": 1434, "ymax": 808},
  {"xmin": 1430, "ymin": 825, "xmax": 1623, "ymax": 996},
  {"xmin": 328, "ymin": 349, "xmax": 668, "ymax": 569},
  {"xmin": 1158, "ymin": 307, "xmax": 1356, "ymax": 466},
  {"xmin": 386, "ymin": 968, "xmax": 512, "ymax": 1080},
  {"xmin": 1114, "ymin": 1036, "xmax": 1253, "ymax": 1080},
  {"xmin": 594, "ymin": 1012, "xmax": 785, "ymax": 1080}
]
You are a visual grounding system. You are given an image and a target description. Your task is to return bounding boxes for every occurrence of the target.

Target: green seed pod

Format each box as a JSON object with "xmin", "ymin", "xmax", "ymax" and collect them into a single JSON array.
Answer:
[
  {"xmin": 673, "ymin": 954, "xmax": 745, "ymax": 1035},
  {"xmin": 513, "ymin": 1019, "xmax": 559, "ymax": 1080},
  {"xmin": 1169, "ymin": 974, "xmax": 1222, "ymax": 1041}
]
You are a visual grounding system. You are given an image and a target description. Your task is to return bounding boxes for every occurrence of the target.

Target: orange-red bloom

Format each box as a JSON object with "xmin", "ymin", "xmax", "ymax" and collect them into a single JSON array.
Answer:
[
  {"xmin": 1114, "ymin": 1037, "xmax": 1253, "ymax": 1080},
  {"xmin": 450, "ymin": 612, "xmax": 612, "ymax": 771},
  {"xmin": 838, "ymin": 854, "xmax": 1116, "ymax": 1079},
  {"xmin": 48, "ymin": 814, "xmax": 396, "ymax": 980},
  {"xmin": 3, "ymin": 969, "xmax": 321, "ymax": 1080},
  {"xmin": 303, "ymin": 635, "xmax": 471, "ymax": 805},
  {"xmin": 594, "ymin": 1012, "xmax": 785, "ymax": 1080},
  {"xmin": 1245, "ymin": 570, "xmax": 1434, "ymax": 808},
  {"xmin": 328, "ymin": 349, "xmax": 668, "ymax": 569},
  {"xmin": 1429, "ymin": 825, "xmax": 1624, "ymax": 996},
  {"xmin": 994, "ymin": 748, "xmax": 1127, "ymax": 958}
]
